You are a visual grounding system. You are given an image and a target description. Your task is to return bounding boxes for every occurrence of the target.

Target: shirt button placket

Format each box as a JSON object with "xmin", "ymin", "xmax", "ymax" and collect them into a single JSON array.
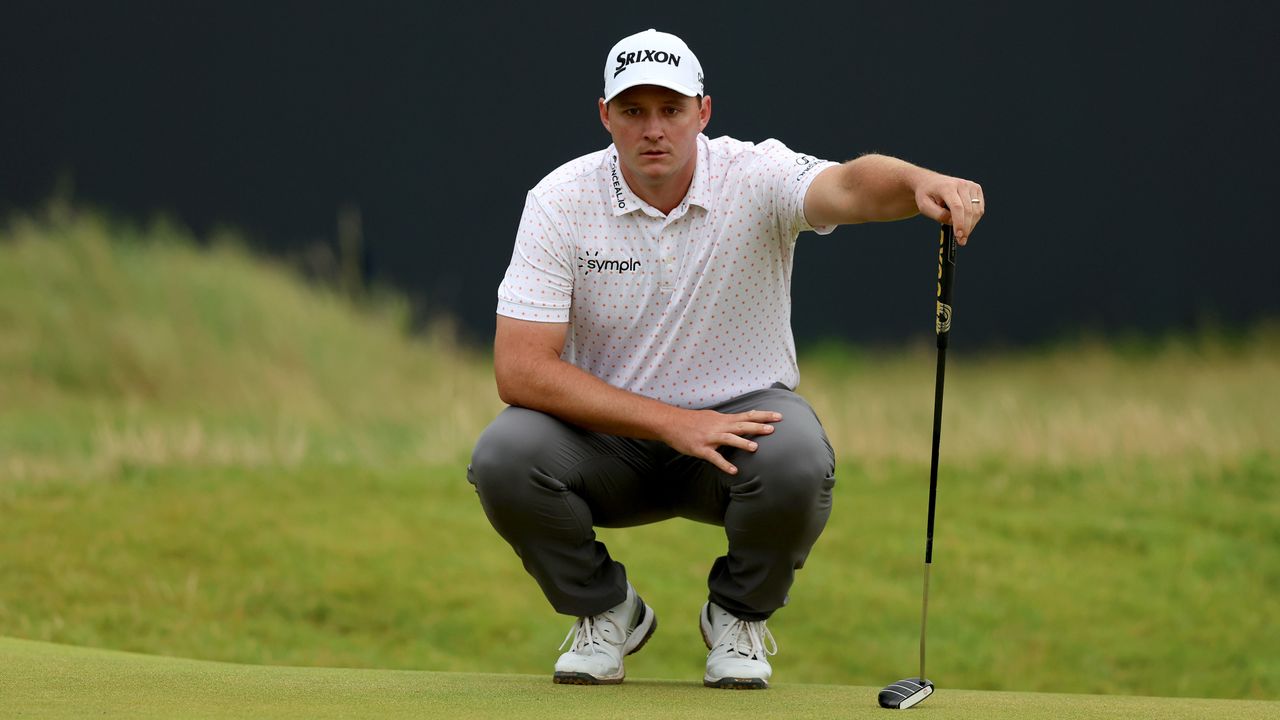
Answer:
[{"xmin": 656, "ymin": 218, "xmax": 675, "ymax": 294}]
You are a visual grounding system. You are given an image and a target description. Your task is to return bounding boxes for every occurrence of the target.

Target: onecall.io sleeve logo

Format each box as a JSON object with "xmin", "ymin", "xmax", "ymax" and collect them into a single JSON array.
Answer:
[
  {"xmin": 578, "ymin": 249, "xmax": 643, "ymax": 275},
  {"xmin": 794, "ymin": 154, "xmax": 820, "ymax": 181}
]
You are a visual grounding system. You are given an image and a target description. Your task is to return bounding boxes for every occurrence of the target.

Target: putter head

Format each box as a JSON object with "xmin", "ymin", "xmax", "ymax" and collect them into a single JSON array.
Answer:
[{"xmin": 878, "ymin": 677, "xmax": 933, "ymax": 709}]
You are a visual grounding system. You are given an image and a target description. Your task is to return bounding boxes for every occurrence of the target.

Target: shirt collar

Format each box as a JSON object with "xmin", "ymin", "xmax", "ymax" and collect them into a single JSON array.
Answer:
[
  {"xmin": 684, "ymin": 134, "xmax": 711, "ymax": 211},
  {"xmin": 604, "ymin": 134, "xmax": 711, "ymax": 218},
  {"xmin": 605, "ymin": 149, "xmax": 642, "ymax": 217}
]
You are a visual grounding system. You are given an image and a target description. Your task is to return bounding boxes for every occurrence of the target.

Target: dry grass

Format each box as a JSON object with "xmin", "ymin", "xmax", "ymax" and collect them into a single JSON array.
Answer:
[
  {"xmin": 0, "ymin": 208, "xmax": 502, "ymax": 481},
  {"xmin": 803, "ymin": 331, "xmax": 1279, "ymax": 468}
]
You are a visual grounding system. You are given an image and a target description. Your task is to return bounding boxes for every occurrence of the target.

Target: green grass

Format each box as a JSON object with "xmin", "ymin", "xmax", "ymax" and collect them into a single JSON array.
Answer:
[
  {"xmin": 6, "ymin": 637, "xmax": 1277, "ymax": 719},
  {"xmin": 1, "ymin": 208, "xmax": 1277, "ymax": 703}
]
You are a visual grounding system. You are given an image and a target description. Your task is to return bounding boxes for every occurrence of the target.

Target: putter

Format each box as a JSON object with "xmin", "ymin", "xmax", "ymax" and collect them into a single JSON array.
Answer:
[{"xmin": 877, "ymin": 223, "xmax": 957, "ymax": 710}]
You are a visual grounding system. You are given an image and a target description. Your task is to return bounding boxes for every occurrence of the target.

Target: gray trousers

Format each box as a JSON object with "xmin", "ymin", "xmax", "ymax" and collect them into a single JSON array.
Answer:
[{"xmin": 466, "ymin": 385, "xmax": 835, "ymax": 622}]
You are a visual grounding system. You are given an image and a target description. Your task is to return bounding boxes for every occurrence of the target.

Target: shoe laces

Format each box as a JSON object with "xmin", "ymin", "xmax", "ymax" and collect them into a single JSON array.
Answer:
[
  {"xmin": 712, "ymin": 616, "xmax": 778, "ymax": 660},
  {"xmin": 559, "ymin": 612, "xmax": 625, "ymax": 656}
]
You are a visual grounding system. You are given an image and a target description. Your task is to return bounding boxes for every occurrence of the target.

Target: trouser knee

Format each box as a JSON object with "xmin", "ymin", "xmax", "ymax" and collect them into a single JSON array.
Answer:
[
  {"xmin": 746, "ymin": 456, "xmax": 834, "ymax": 507},
  {"xmin": 467, "ymin": 407, "xmax": 573, "ymax": 535},
  {"xmin": 729, "ymin": 426, "xmax": 836, "ymax": 520}
]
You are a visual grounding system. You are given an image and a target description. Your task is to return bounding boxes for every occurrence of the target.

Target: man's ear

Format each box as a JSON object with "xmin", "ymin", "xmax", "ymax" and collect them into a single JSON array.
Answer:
[
  {"xmin": 598, "ymin": 98, "xmax": 611, "ymax": 132},
  {"xmin": 699, "ymin": 95, "xmax": 712, "ymax": 132}
]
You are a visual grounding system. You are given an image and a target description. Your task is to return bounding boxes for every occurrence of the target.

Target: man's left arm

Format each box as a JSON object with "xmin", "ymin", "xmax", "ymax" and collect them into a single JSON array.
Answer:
[{"xmin": 803, "ymin": 154, "xmax": 985, "ymax": 244}]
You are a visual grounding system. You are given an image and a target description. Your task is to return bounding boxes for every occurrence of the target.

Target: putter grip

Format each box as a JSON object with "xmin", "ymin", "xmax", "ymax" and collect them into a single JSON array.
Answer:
[{"xmin": 935, "ymin": 225, "xmax": 957, "ymax": 349}]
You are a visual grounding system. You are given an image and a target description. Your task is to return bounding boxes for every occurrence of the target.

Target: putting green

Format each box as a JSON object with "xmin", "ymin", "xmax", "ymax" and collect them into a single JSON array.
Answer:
[{"xmin": 5, "ymin": 637, "xmax": 1275, "ymax": 719}]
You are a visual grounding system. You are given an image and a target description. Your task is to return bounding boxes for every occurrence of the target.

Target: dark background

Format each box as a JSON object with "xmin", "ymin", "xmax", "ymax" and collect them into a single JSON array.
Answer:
[{"xmin": 3, "ymin": 1, "xmax": 1276, "ymax": 347}]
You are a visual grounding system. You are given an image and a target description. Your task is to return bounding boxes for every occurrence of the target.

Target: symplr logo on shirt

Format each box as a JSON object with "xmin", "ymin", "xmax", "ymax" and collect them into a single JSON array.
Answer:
[{"xmin": 578, "ymin": 249, "xmax": 643, "ymax": 275}]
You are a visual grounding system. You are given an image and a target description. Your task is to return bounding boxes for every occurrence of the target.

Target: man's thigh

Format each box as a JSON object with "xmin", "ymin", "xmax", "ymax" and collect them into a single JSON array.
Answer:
[
  {"xmin": 666, "ymin": 386, "xmax": 835, "ymax": 524},
  {"xmin": 473, "ymin": 405, "xmax": 679, "ymax": 528}
]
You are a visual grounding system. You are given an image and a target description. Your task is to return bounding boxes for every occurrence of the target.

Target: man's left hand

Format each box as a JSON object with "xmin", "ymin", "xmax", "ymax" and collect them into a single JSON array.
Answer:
[{"xmin": 914, "ymin": 174, "xmax": 985, "ymax": 245}]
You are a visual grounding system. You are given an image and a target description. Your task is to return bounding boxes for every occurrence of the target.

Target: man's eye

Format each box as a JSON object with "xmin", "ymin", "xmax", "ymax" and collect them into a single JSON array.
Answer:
[
  {"xmin": 625, "ymin": 108, "xmax": 641, "ymax": 117},
  {"xmin": 664, "ymin": 107, "xmax": 680, "ymax": 115}
]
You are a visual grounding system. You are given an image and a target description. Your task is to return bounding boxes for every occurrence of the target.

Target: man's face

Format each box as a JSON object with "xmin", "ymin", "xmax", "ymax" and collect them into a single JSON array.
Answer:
[{"xmin": 599, "ymin": 85, "xmax": 711, "ymax": 191}]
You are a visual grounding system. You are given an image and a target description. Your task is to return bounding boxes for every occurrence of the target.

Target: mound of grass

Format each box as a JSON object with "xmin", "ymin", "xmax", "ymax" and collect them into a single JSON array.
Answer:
[
  {"xmin": 0, "ymin": 209, "xmax": 1276, "ymax": 700},
  {"xmin": 0, "ymin": 208, "xmax": 500, "ymax": 477}
]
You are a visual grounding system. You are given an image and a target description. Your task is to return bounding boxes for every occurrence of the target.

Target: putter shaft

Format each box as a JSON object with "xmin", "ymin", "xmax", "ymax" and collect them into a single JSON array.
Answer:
[
  {"xmin": 919, "ymin": 563, "xmax": 931, "ymax": 682},
  {"xmin": 921, "ymin": 224, "xmax": 955, "ymax": 683}
]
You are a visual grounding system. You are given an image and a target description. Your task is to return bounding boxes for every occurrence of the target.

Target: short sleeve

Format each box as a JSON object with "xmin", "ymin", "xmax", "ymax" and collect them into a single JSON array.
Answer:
[
  {"xmin": 750, "ymin": 139, "xmax": 840, "ymax": 238},
  {"xmin": 496, "ymin": 192, "xmax": 574, "ymax": 322}
]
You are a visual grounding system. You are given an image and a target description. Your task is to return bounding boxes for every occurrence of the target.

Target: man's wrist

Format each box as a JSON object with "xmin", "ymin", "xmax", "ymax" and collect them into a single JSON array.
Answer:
[
  {"xmin": 898, "ymin": 161, "xmax": 932, "ymax": 194},
  {"xmin": 642, "ymin": 402, "xmax": 688, "ymax": 444}
]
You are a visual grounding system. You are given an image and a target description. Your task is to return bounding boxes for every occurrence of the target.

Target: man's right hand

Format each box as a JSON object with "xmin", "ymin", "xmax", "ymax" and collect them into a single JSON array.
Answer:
[{"xmin": 659, "ymin": 409, "xmax": 782, "ymax": 475}]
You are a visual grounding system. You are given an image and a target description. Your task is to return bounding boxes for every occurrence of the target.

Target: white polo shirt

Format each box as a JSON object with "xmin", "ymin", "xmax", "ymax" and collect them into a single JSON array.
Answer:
[{"xmin": 497, "ymin": 133, "xmax": 837, "ymax": 409}]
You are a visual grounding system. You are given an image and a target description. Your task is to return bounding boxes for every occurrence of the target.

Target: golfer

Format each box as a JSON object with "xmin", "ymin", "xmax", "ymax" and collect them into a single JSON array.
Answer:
[{"xmin": 468, "ymin": 28, "xmax": 984, "ymax": 688}]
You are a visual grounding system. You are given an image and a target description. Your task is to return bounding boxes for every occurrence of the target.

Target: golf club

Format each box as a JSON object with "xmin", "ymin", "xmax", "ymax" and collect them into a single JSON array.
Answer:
[{"xmin": 877, "ymin": 222, "xmax": 957, "ymax": 710}]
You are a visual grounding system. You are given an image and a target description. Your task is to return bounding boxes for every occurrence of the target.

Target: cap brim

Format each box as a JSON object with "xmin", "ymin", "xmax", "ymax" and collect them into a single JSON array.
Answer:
[{"xmin": 604, "ymin": 74, "xmax": 700, "ymax": 103}]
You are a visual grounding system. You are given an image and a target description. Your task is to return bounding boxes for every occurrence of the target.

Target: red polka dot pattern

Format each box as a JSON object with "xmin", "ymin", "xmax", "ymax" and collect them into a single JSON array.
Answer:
[{"xmin": 497, "ymin": 134, "xmax": 837, "ymax": 409}]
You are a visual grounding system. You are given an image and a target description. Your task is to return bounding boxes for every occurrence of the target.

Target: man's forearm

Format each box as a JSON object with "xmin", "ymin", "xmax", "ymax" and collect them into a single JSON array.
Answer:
[
  {"xmin": 497, "ymin": 354, "xmax": 683, "ymax": 441},
  {"xmin": 805, "ymin": 154, "xmax": 932, "ymax": 226},
  {"xmin": 836, "ymin": 154, "xmax": 930, "ymax": 222},
  {"xmin": 806, "ymin": 153, "xmax": 984, "ymax": 242}
]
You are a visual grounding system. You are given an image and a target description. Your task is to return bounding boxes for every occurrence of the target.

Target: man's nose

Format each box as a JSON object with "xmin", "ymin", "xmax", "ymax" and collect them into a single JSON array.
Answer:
[{"xmin": 642, "ymin": 114, "xmax": 664, "ymax": 140}]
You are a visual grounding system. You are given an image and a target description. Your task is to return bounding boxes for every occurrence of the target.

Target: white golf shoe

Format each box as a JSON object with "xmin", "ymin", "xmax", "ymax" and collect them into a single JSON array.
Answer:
[
  {"xmin": 552, "ymin": 583, "xmax": 657, "ymax": 684},
  {"xmin": 700, "ymin": 601, "xmax": 778, "ymax": 689}
]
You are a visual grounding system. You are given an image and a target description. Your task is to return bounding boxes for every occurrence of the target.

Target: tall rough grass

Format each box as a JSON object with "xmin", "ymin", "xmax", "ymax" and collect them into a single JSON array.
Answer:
[
  {"xmin": 0, "ymin": 208, "xmax": 501, "ymax": 481},
  {"xmin": 802, "ymin": 329, "xmax": 1279, "ymax": 468}
]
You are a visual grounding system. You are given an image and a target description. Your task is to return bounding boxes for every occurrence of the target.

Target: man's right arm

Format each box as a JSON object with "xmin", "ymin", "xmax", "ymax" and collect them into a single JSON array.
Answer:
[{"xmin": 493, "ymin": 315, "xmax": 781, "ymax": 475}]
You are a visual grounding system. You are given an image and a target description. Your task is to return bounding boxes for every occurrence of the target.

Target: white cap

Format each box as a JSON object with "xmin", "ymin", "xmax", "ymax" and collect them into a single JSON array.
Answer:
[{"xmin": 603, "ymin": 29, "xmax": 704, "ymax": 103}]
